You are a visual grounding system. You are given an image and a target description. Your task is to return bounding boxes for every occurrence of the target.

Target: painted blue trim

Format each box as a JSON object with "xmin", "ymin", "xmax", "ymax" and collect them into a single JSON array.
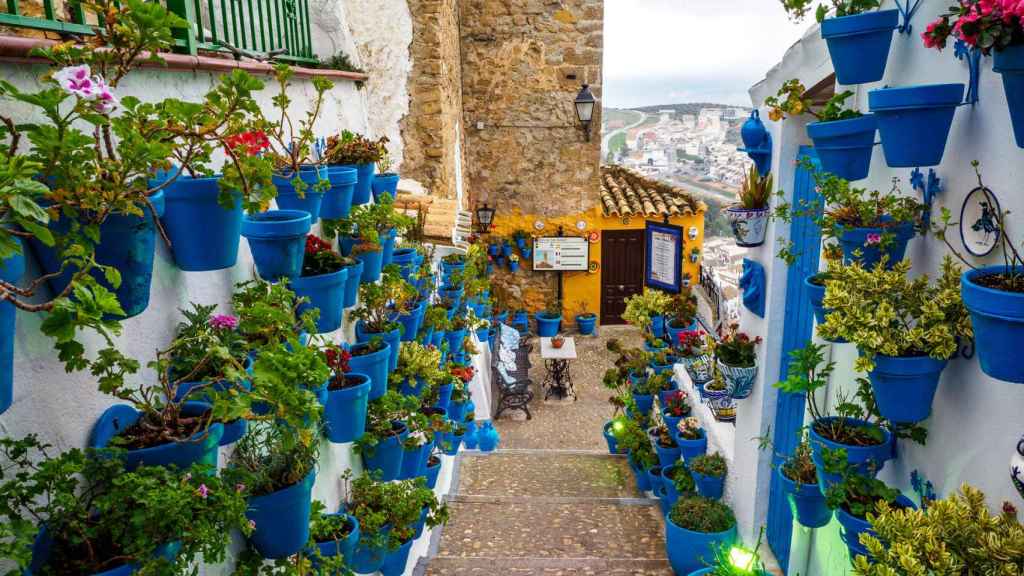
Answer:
[
  {"xmin": 740, "ymin": 258, "xmax": 766, "ymax": 318},
  {"xmin": 644, "ymin": 220, "xmax": 684, "ymax": 293},
  {"xmin": 766, "ymin": 147, "xmax": 822, "ymax": 574}
]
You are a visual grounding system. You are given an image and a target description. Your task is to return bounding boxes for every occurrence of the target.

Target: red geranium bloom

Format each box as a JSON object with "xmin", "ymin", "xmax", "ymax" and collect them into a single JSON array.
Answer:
[
  {"xmin": 305, "ymin": 234, "xmax": 333, "ymax": 255},
  {"xmin": 325, "ymin": 346, "xmax": 352, "ymax": 374},
  {"xmin": 225, "ymin": 130, "xmax": 270, "ymax": 156}
]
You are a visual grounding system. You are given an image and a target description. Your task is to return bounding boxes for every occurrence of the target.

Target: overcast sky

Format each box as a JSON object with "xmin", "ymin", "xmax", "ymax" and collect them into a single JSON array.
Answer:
[{"xmin": 602, "ymin": 0, "xmax": 810, "ymax": 108}]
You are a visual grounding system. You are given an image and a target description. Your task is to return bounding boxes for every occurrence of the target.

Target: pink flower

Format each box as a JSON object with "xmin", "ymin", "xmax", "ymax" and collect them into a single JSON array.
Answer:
[
  {"xmin": 197, "ymin": 484, "xmax": 209, "ymax": 498},
  {"xmin": 209, "ymin": 314, "xmax": 238, "ymax": 330},
  {"xmin": 865, "ymin": 233, "xmax": 882, "ymax": 246},
  {"xmin": 92, "ymin": 76, "xmax": 118, "ymax": 114},
  {"xmin": 235, "ymin": 483, "xmax": 246, "ymax": 493},
  {"xmin": 248, "ymin": 519, "xmax": 257, "ymax": 530},
  {"xmin": 54, "ymin": 65, "xmax": 96, "ymax": 99}
]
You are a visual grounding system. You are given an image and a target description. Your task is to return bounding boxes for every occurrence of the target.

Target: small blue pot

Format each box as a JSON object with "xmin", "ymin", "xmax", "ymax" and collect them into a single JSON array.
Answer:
[
  {"xmin": 356, "ymin": 246, "xmax": 384, "ymax": 283},
  {"xmin": 692, "ymin": 470, "xmax": 725, "ymax": 500},
  {"xmin": 161, "ymin": 175, "xmax": 242, "ymax": 271},
  {"xmin": 631, "ymin": 390, "xmax": 654, "ymax": 416},
  {"xmin": 576, "ymin": 314, "xmax": 597, "ymax": 335},
  {"xmin": 425, "ymin": 456, "xmax": 443, "ymax": 489},
  {"xmin": 501, "ymin": 244, "xmax": 513, "ymax": 258},
  {"xmin": 868, "ymin": 353, "xmax": 947, "ymax": 424},
  {"xmin": 380, "ymin": 536, "xmax": 414, "ymax": 576},
  {"xmin": 646, "ymin": 465, "xmax": 665, "ymax": 492},
  {"xmin": 382, "ymin": 228, "xmax": 396, "ymax": 266},
  {"xmin": 351, "ymin": 524, "xmax": 391, "ymax": 573},
  {"xmin": 521, "ymin": 247, "xmax": 532, "ymax": 259},
  {"xmin": 509, "ymin": 261, "xmax": 520, "ymax": 273},
  {"xmin": 398, "ymin": 439, "xmax": 433, "ymax": 480},
  {"xmin": 348, "ymin": 341, "xmax": 392, "ymax": 401},
  {"xmin": 354, "ymin": 323, "xmax": 402, "ymax": 372},
  {"xmin": 90, "ymin": 402, "xmax": 222, "ymax": 471},
  {"xmin": 649, "ymin": 315, "xmax": 666, "ymax": 338},
  {"xmin": 339, "ymin": 259, "xmax": 362, "ymax": 309},
  {"xmin": 662, "ymin": 463, "xmax": 690, "ymax": 504},
  {"xmin": 628, "ymin": 455, "xmax": 652, "ymax": 492},
  {"xmin": 677, "ymin": 430, "xmax": 708, "ymax": 463},
  {"xmin": 806, "ymin": 115, "xmax": 877, "ymax": 181},
  {"xmin": 400, "ymin": 376, "xmax": 427, "ymax": 397},
  {"xmin": 962, "ymin": 266, "xmax": 1024, "ymax": 383},
  {"xmin": 665, "ymin": 515, "xmax": 737, "ymax": 576},
  {"xmin": 338, "ymin": 162, "xmax": 375, "ymax": 206},
  {"xmin": 778, "ymin": 468, "xmax": 832, "ymax": 529},
  {"xmin": 820, "ymin": 10, "xmax": 898, "ymax": 85},
  {"xmin": 246, "ymin": 469, "xmax": 316, "ymax": 559},
  {"xmin": 362, "ymin": 421, "xmax": 409, "ymax": 482},
  {"xmin": 809, "ymin": 417, "xmax": 893, "ymax": 493},
  {"xmin": 662, "ymin": 410, "xmax": 684, "ymax": 437},
  {"xmin": 291, "ymin": 267, "xmax": 348, "ymax": 333},
  {"xmin": 442, "ymin": 430, "xmax": 465, "ymax": 455},
  {"xmin": 535, "ymin": 312, "xmax": 561, "ymax": 337},
  {"xmin": 431, "ymin": 329, "xmax": 446, "ymax": 350},
  {"xmin": 274, "ymin": 167, "xmax": 326, "ymax": 222},
  {"xmin": 0, "ymin": 243, "xmax": 24, "ymax": 414},
  {"xmin": 173, "ymin": 378, "xmax": 250, "ymax": 446},
  {"xmin": 371, "ymin": 172, "xmax": 400, "ymax": 201},
  {"xmin": 447, "ymin": 327, "xmax": 467, "ymax": 357},
  {"xmin": 838, "ymin": 220, "xmax": 914, "ymax": 269},
  {"xmin": 654, "ymin": 438, "xmax": 681, "ymax": 469},
  {"xmin": 321, "ymin": 165, "xmax": 357, "ymax": 219},
  {"xmin": 869, "ymin": 83, "xmax": 965, "ymax": 168},
  {"xmin": 397, "ymin": 301, "xmax": 426, "ymax": 343},
  {"xmin": 995, "ymin": 45, "xmax": 1024, "ymax": 148},
  {"xmin": 435, "ymin": 383, "xmax": 453, "ymax": 411},
  {"xmin": 836, "ymin": 494, "xmax": 915, "ymax": 560},
  {"xmin": 463, "ymin": 421, "xmax": 479, "ymax": 449},
  {"xmin": 242, "ymin": 210, "xmax": 311, "ymax": 279},
  {"xmin": 448, "ymin": 400, "xmax": 467, "ymax": 424},
  {"xmin": 325, "ymin": 373, "xmax": 372, "ymax": 443},
  {"xmin": 312, "ymin": 512, "xmax": 360, "ymax": 569},
  {"xmin": 804, "ymin": 275, "xmax": 846, "ymax": 343}
]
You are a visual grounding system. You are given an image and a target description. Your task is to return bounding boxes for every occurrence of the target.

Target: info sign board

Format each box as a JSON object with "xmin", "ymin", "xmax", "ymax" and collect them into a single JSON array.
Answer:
[
  {"xmin": 532, "ymin": 237, "xmax": 589, "ymax": 272},
  {"xmin": 645, "ymin": 221, "xmax": 683, "ymax": 293}
]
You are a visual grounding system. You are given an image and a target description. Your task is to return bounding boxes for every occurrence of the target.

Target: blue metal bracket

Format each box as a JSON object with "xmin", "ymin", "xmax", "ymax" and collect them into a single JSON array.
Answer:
[
  {"xmin": 955, "ymin": 39, "xmax": 982, "ymax": 105},
  {"xmin": 911, "ymin": 470, "xmax": 937, "ymax": 510},
  {"xmin": 895, "ymin": 0, "xmax": 923, "ymax": 34},
  {"xmin": 911, "ymin": 167, "xmax": 942, "ymax": 229}
]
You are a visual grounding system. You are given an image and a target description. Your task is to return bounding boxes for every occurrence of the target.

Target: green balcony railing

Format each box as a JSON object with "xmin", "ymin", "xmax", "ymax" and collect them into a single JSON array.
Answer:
[{"xmin": 0, "ymin": 0, "xmax": 316, "ymax": 65}]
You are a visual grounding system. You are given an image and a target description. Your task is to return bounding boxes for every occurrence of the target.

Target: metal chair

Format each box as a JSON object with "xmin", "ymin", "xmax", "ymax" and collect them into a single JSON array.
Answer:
[{"xmin": 491, "ymin": 327, "xmax": 534, "ymax": 420}]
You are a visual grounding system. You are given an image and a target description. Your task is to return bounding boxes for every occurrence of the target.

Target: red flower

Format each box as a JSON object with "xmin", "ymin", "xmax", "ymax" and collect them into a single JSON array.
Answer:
[
  {"xmin": 451, "ymin": 366, "xmax": 475, "ymax": 383},
  {"xmin": 325, "ymin": 346, "xmax": 352, "ymax": 374},
  {"xmin": 305, "ymin": 234, "xmax": 333, "ymax": 255},
  {"xmin": 225, "ymin": 130, "xmax": 270, "ymax": 156}
]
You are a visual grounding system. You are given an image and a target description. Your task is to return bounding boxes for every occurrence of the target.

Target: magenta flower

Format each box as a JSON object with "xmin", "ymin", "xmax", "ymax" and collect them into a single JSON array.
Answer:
[
  {"xmin": 235, "ymin": 483, "xmax": 246, "ymax": 493},
  {"xmin": 209, "ymin": 314, "xmax": 238, "ymax": 330},
  {"xmin": 197, "ymin": 484, "xmax": 209, "ymax": 498},
  {"xmin": 248, "ymin": 519, "xmax": 257, "ymax": 530},
  {"xmin": 865, "ymin": 233, "xmax": 882, "ymax": 246},
  {"xmin": 54, "ymin": 65, "xmax": 96, "ymax": 99},
  {"xmin": 92, "ymin": 76, "xmax": 119, "ymax": 114}
]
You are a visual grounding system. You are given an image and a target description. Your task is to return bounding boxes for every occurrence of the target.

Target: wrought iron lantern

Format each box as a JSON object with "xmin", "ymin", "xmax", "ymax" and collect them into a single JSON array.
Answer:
[
  {"xmin": 574, "ymin": 84, "xmax": 596, "ymax": 142},
  {"xmin": 474, "ymin": 202, "xmax": 496, "ymax": 234}
]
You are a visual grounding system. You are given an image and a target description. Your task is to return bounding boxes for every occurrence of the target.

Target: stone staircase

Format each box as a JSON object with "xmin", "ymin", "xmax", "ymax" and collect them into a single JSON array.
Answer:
[{"xmin": 417, "ymin": 450, "xmax": 673, "ymax": 576}]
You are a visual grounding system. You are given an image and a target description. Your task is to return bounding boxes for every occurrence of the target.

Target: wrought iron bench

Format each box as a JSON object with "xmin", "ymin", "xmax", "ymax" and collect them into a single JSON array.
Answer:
[{"xmin": 491, "ymin": 326, "xmax": 534, "ymax": 420}]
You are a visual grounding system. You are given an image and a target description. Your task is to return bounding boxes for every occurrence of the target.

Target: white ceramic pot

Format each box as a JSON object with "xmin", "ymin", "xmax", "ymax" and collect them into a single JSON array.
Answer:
[{"xmin": 726, "ymin": 206, "xmax": 769, "ymax": 248}]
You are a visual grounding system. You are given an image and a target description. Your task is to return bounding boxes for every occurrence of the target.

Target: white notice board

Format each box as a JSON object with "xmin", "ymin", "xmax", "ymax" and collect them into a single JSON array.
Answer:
[{"xmin": 532, "ymin": 237, "xmax": 589, "ymax": 271}]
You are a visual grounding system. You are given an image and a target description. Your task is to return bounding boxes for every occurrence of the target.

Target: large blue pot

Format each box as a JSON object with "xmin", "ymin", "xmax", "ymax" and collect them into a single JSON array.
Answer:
[
  {"xmin": 836, "ymin": 494, "xmax": 915, "ymax": 560},
  {"xmin": 160, "ymin": 175, "xmax": 242, "ymax": 271},
  {"xmin": 868, "ymin": 353, "xmax": 947, "ymax": 424},
  {"xmin": 380, "ymin": 536, "xmax": 414, "ymax": 576},
  {"xmin": 692, "ymin": 470, "xmax": 725, "ymax": 500},
  {"xmin": 372, "ymin": 173, "xmax": 400, "ymax": 202},
  {"xmin": 994, "ymin": 45, "xmax": 1024, "ymax": 148},
  {"xmin": 274, "ymin": 167, "xmax": 326, "ymax": 223},
  {"xmin": 348, "ymin": 341, "xmax": 391, "ymax": 400},
  {"xmin": 576, "ymin": 313, "xmax": 597, "ymax": 335},
  {"xmin": 820, "ymin": 10, "xmax": 898, "ymax": 85},
  {"xmin": 806, "ymin": 115, "xmax": 877, "ymax": 181},
  {"xmin": 246, "ymin": 469, "xmax": 316, "ymax": 559},
  {"xmin": 356, "ymin": 246, "xmax": 384, "ymax": 283},
  {"xmin": 342, "ymin": 259, "xmax": 363, "ymax": 308},
  {"xmin": 397, "ymin": 301, "xmax": 425, "ymax": 343},
  {"xmin": 963, "ymin": 266, "xmax": 1024, "ymax": 383},
  {"xmin": 28, "ymin": 528, "xmax": 180, "ymax": 576},
  {"xmin": 778, "ymin": 468, "xmax": 832, "ymax": 529},
  {"xmin": 665, "ymin": 514, "xmax": 737, "ymax": 575},
  {"xmin": 677, "ymin": 431, "xmax": 708, "ymax": 463},
  {"xmin": 446, "ymin": 327, "xmax": 467, "ymax": 358},
  {"xmin": 31, "ymin": 190, "xmax": 165, "ymax": 319},
  {"xmin": 398, "ymin": 439, "xmax": 432, "ymax": 480},
  {"xmin": 535, "ymin": 312, "xmax": 561, "ymax": 337},
  {"xmin": 324, "ymin": 373, "xmax": 371, "ymax": 443},
  {"xmin": 0, "ymin": 243, "xmax": 24, "ymax": 414},
  {"xmin": 338, "ymin": 162, "xmax": 375, "ymax": 206},
  {"xmin": 631, "ymin": 389, "xmax": 654, "ymax": 416},
  {"xmin": 321, "ymin": 166, "xmax": 357, "ymax": 219},
  {"xmin": 838, "ymin": 220, "xmax": 914, "ymax": 269},
  {"xmin": 425, "ymin": 455, "xmax": 442, "ymax": 489},
  {"xmin": 809, "ymin": 417, "xmax": 893, "ymax": 492},
  {"xmin": 356, "ymin": 323, "xmax": 401, "ymax": 372},
  {"xmin": 90, "ymin": 402, "xmax": 222, "ymax": 471},
  {"xmin": 312, "ymin": 512, "xmax": 360, "ymax": 569},
  {"xmin": 291, "ymin": 267, "xmax": 348, "ymax": 333},
  {"xmin": 869, "ymin": 83, "xmax": 965, "ymax": 168},
  {"xmin": 351, "ymin": 524, "xmax": 391, "ymax": 573},
  {"xmin": 654, "ymin": 438, "xmax": 681, "ymax": 469},
  {"xmin": 241, "ymin": 210, "xmax": 311, "ymax": 279},
  {"xmin": 363, "ymin": 421, "xmax": 409, "ymax": 482}
]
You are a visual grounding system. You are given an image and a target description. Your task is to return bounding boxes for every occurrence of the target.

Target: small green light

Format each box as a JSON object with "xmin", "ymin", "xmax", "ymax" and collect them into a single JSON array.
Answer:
[
  {"xmin": 729, "ymin": 547, "xmax": 756, "ymax": 571},
  {"xmin": 611, "ymin": 421, "xmax": 625, "ymax": 433}
]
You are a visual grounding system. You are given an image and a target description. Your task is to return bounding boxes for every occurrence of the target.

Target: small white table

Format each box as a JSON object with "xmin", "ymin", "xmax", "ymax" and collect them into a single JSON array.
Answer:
[{"xmin": 540, "ymin": 337, "xmax": 578, "ymax": 400}]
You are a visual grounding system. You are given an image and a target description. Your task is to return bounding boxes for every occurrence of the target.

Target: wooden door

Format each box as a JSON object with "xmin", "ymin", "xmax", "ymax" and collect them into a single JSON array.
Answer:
[{"xmin": 600, "ymin": 229, "xmax": 645, "ymax": 325}]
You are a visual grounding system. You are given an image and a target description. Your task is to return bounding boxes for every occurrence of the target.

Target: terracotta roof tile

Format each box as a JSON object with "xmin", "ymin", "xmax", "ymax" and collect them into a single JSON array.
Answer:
[{"xmin": 599, "ymin": 166, "xmax": 706, "ymax": 218}]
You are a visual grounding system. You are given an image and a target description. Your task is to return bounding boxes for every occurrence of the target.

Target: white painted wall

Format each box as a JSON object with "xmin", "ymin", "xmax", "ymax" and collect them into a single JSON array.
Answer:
[{"xmin": 745, "ymin": 1, "xmax": 1024, "ymax": 574}]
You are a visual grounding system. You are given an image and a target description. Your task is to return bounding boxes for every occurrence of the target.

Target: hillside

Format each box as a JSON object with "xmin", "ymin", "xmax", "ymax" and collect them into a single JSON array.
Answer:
[{"xmin": 605, "ymin": 102, "xmax": 750, "ymax": 116}]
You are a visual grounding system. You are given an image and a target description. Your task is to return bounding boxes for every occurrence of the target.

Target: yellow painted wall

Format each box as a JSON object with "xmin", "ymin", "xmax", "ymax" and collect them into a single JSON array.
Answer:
[{"xmin": 489, "ymin": 205, "xmax": 705, "ymax": 324}]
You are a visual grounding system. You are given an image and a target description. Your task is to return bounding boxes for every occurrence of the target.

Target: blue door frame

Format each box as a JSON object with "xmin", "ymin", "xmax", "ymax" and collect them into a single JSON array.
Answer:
[{"xmin": 766, "ymin": 147, "xmax": 822, "ymax": 572}]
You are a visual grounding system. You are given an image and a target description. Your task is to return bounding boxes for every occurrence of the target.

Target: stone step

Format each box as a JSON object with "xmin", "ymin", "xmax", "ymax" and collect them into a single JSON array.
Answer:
[
  {"xmin": 434, "ymin": 500, "xmax": 667, "ymax": 561},
  {"xmin": 456, "ymin": 451, "xmax": 642, "ymax": 499},
  {"xmin": 420, "ymin": 557, "xmax": 674, "ymax": 575}
]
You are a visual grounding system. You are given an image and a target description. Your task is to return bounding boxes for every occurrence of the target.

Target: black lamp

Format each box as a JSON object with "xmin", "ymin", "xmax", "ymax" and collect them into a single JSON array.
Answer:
[
  {"xmin": 574, "ymin": 84, "xmax": 596, "ymax": 142},
  {"xmin": 475, "ymin": 202, "xmax": 496, "ymax": 234}
]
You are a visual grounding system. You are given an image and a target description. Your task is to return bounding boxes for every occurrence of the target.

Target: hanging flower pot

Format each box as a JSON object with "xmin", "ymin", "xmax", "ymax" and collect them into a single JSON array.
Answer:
[
  {"xmin": 160, "ymin": 175, "xmax": 243, "ymax": 271},
  {"xmin": 362, "ymin": 420, "xmax": 409, "ymax": 482},
  {"xmin": 320, "ymin": 165, "xmax": 358, "ymax": 219},
  {"xmin": 835, "ymin": 494, "xmax": 916, "ymax": 560},
  {"xmin": 434, "ymin": 382, "xmax": 454, "ymax": 412},
  {"xmin": 274, "ymin": 167, "xmax": 327, "ymax": 223},
  {"xmin": 838, "ymin": 221, "xmax": 914, "ymax": 269},
  {"xmin": 396, "ymin": 301, "xmax": 426, "ymax": 343},
  {"xmin": 962, "ymin": 266, "xmax": 1024, "ymax": 383},
  {"xmin": 341, "ymin": 259, "xmax": 364, "ymax": 308},
  {"xmin": 89, "ymin": 402, "xmax": 223, "ymax": 471},
  {"xmin": 355, "ymin": 322, "xmax": 401, "ymax": 372},
  {"xmin": 994, "ymin": 45, "xmax": 1024, "ymax": 148},
  {"xmin": 348, "ymin": 341, "xmax": 392, "ymax": 401},
  {"xmin": 806, "ymin": 115, "xmax": 877, "ymax": 181},
  {"xmin": 535, "ymin": 312, "xmax": 562, "ymax": 337},
  {"xmin": 246, "ymin": 469, "xmax": 316, "ymax": 559},
  {"xmin": 28, "ymin": 529, "xmax": 181, "ymax": 576},
  {"xmin": 324, "ymin": 373, "xmax": 372, "ymax": 443},
  {"xmin": 292, "ymin": 267, "xmax": 348, "ymax": 334},
  {"xmin": 335, "ymin": 162, "xmax": 376, "ymax": 206},
  {"xmin": 777, "ymin": 468, "xmax": 832, "ymax": 529},
  {"xmin": 820, "ymin": 10, "xmax": 899, "ymax": 85},
  {"xmin": 241, "ymin": 210, "xmax": 311, "ymax": 279},
  {"xmin": 425, "ymin": 454, "xmax": 443, "ymax": 489},
  {"xmin": 867, "ymin": 354, "xmax": 947, "ymax": 424},
  {"xmin": 355, "ymin": 245, "xmax": 384, "ymax": 283},
  {"xmin": 804, "ymin": 274, "xmax": 847, "ymax": 343},
  {"xmin": 808, "ymin": 417, "xmax": 893, "ymax": 493},
  {"xmin": 664, "ymin": 508, "xmax": 737, "ymax": 576},
  {"xmin": 869, "ymin": 83, "xmax": 965, "ymax": 168},
  {"xmin": 0, "ymin": 243, "xmax": 24, "ymax": 414},
  {"xmin": 725, "ymin": 207, "xmax": 769, "ymax": 247},
  {"xmin": 509, "ymin": 260, "xmax": 520, "ymax": 273},
  {"xmin": 717, "ymin": 358, "xmax": 757, "ymax": 400},
  {"xmin": 627, "ymin": 454, "xmax": 652, "ymax": 492},
  {"xmin": 311, "ymin": 512, "xmax": 360, "ymax": 569},
  {"xmin": 371, "ymin": 172, "xmax": 400, "ymax": 202},
  {"xmin": 446, "ymin": 327, "xmax": 467, "ymax": 358},
  {"xmin": 442, "ymin": 427, "xmax": 465, "ymax": 455}
]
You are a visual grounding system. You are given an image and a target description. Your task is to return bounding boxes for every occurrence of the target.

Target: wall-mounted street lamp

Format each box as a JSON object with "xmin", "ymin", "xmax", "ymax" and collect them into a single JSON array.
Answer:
[
  {"xmin": 574, "ymin": 84, "xmax": 596, "ymax": 142},
  {"xmin": 474, "ymin": 202, "xmax": 496, "ymax": 234}
]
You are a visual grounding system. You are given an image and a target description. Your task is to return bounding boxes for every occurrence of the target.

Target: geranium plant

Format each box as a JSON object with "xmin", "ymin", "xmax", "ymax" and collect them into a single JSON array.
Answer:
[
  {"xmin": 714, "ymin": 326, "xmax": 761, "ymax": 368},
  {"xmin": 765, "ymin": 80, "xmax": 861, "ymax": 122},
  {"xmin": 232, "ymin": 279, "xmax": 317, "ymax": 349},
  {"xmin": 352, "ymin": 266, "xmax": 414, "ymax": 334},
  {"xmin": 665, "ymin": 288, "xmax": 698, "ymax": 328},
  {"xmin": 303, "ymin": 234, "xmax": 352, "ymax": 277},
  {"xmin": 676, "ymin": 330, "xmax": 707, "ymax": 358},
  {"xmin": 922, "ymin": 0, "xmax": 1024, "ymax": 53},
  {"xmin": 663, "ymin": 390, "xmax": 692, "ymax": 418}
]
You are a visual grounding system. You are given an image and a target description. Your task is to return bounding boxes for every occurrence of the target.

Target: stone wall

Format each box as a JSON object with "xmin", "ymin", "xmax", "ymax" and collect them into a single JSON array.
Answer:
[{"xmin": 459, "ymin": 0, "xmax": 603, "ymax": 216}]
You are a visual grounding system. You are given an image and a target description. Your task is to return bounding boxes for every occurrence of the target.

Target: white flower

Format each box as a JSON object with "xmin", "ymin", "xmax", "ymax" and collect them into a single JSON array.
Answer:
[{"xmin": 54, "ymin": 65, "xmax": 96, "ymax": 99}]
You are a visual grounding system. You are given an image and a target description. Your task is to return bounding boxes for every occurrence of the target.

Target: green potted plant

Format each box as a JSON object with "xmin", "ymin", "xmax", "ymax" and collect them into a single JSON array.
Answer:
[
  {"xmin": 689, "ymin": 453, "xmax": 727, "ymax": 500},
  {"xmin": 397, "ymin": 406, "xmax": 449, "ymax": 481},
  {"xmin": 307, "ymin": 500, "xmax": 358, "ymax": 574},
  {"xmin": 726, "ymin": 165, "xmax": 772, "ymax": 247},
  {"xmin": 675, "ymin": 416, "xmax": 708, "ymax": 461},
  {"xmin": 321, "ymin": 344, "xmax": 373, "ymax": 444},
  {"xmin": 324, "ymin": 130, "xmax": 384, "ymax": 205},
  {"xmin": 713, "ymin": 326, "xmax": 761, "ymax": 399},
  {"xmin": 665, "ymin": 495, "xmax": 738, "ymax": 574},
  {"xmin": 392, "ymin": 341, "xmax": 445, "ymax": 398},
  {"xmin": 614, "ymin": 411, "xmax": 659, "ymax": 493},
  {"xmin": 819, "ymin": 257, "xmax": 972, "ymax": 423},
  {"xmin": 372, "ymin": 137, "xmax": 400, "ymax": 201},
  {"xmin": 663, "ymin": 461, "xmax": 697, "ymax": 505},
  {"xmin": 356, "ymin": 390, "xmax": 419, "ymax": 482},
  {"xmin": 826, "ymin": 466, "xmax": 914, "ymax": 562},
  {"xmin": 650, "ymin": 422, "xmax": 681, "ymax": 469},
  {"xmin": 354, "ymin": 265, "xmax": 411, "ymax": 373},
  {"xmin": 231, "ymin": 279, "xmax": 316, "ymax": 351},
  {"xmin": 379, "ymin": 477, "xmax": 450, "ymax": 576},
  {"xmin": 769, "ymin": 436, "xmax": 832, "ymax": 529},
  {"xmin": 291, "ymin": 234, "xmax": 352, "ymax": 333},
  {"xmin": 661, "ymin": 389, "xmax": 692, "ymax": 433},
  {"xmin": 573, "ymin": 299, "xmax": 598, "ymax": 335},
  {"xmin": 536, "ymin": 296, "xmax": 563, "ymax": 337},
  {"xmin": 676, "ymin": 329, "xmax": 713, "ymax": 385},
  {"xmin": 624, "ymin": 288, "xmax": 673, "ymax": 337},
  {"xmin": 664, "ymin": 288, "xmax": 698, "ymax": 343}
]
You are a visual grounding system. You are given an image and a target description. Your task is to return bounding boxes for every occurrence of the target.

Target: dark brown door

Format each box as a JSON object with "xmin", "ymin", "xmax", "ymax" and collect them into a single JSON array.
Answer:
[{"xmin": 601, "ymin": 229, "xmax": 645, "ymax": 325}]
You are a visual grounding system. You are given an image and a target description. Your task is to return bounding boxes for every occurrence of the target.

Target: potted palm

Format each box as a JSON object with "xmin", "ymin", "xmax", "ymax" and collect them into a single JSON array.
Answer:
[
  {"xmin": 714, "ymin": 326, "xmax": 761, "ymax": 399},
  {"xmin": 726, "ymin": 165, "xmax": 772, "ymax": 247},
  {"xmin": 665, "ymin": 495, "xmax": 738, "ymax": 575}
]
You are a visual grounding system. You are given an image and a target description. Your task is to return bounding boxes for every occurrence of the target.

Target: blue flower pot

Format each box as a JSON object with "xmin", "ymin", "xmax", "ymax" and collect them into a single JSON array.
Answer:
[
  {"xmin": 362, "ymin": 421, "xmax": 409, "ymax": 482},
  {"xmin": 0, "ymin": 243, "xmax": 24, "ymax": 414},
  {"xmin": 431, "ymin": 330, "xmax": 446, "ymax": 350},
  {"xmin": 654, "ymin": 439, "xmax": 680, "ymax": 469},
  {"xmin": 650, "ymin": 315, "xmax": 666, "ymax": 338},
  {"xmin": 312, "ymin": 512, "xmax": 360, "ymax": 569},
  {"xmin": 342, "ymin": 259, "xmax": 363, "ymax": 308},
  {"xmin": 677, "ymin": 431, "xmax": 708, "ymax": 463},
  {"xmin": 662, "ymin": 463, "xmax": 689, "ymax": 504},
  {"xmin": 778, "ymin": 468, "xmax": 832, "ymax": 529},
  {"xmin": 392, "ymin": 247, "xmax": 418, "ymax": 266},
  {"xmin": 646, "ymin": 465, "xmax": 665, "ymax": 492},
  {"xmin": 291, "ymin": 267, "xmax": 348, "ymax": 333},
  {"xmin": 242, "ymin": 210, "xmax": 311, "ymax": 279},
  {"xmin": 371, "ymin": 172, "xmax": 400, "ymax": 202},
  {"xmin": 995, "ymin": 45, "xmax": 1024, "ymax": 148},
  {"xmin": 963, "ymin": 266, "xmax": 1024, "ymax": 383},
  {"xmin": 31, "ymin": 190, "xmax": 165, "ymax": 319},
  {"xmin": 398, "ymin": 439, "xmax": 432, "ymax": 480},
  {"xmin": 442, "ymin": 430, "xmax": 465, "ymax": 455},
  {"xmin": 804, "ymin": 275, "xmax": 846, "ymax": 343},
  {"xmin": 628, "ymin": 455, "xmax": 652, "ymax": 492},
  {"xmin": 869, "ymin": 83, "xmax": 965, "ymax": 168},
  {"xmin": 535, "ymin": 312, "xmax": 561, "ymax": 337},
  {"xmin": 380, "ymin": 536, "xmax": 414, "ymax": 576},
  {"xmin": 348, "ymin": 341, "xmax": 392, "ymax": 401},
  {"xmin": 354, "ymin": 325, "xmax": 401, "ymax": 373},
  {"xmin": 662, "ymin": 411, "xmax": 684, "ymax": 437},
  {"xmin": 400, "ymin": 376, "xmax": 427, "ymax": 397},
  {"xmin": 656, "ymin": 485, "xmax": 672, "ymax": 517},
  {"xmin": 448, "ymin": 400, "xmax": 467, "ymax": 424},
  {"xmin": 351, "ymin": 524, "xmax": 391, "ymax": 573},
  {"xmin": 325, "ymin": 373, "xmax": 371, "ymax": 443},
  {"xmin": 501, "ymin": 244, "xmax": 513, "ymax": 258},
  {"xmin": 338, "ymin": 234, "xmax": 357, "ymax": 257},
  {"xmin": 838, "ymin": 220, "xmax": 914, "ymax": 269},
  {"xmin": 836, "ymin": 494, "xmax": 915, "ymax": 560},
  {"xmin": 338, "ymin": 162, "xmax": 375, "ymax": 206},
  {"xmin": 425, "ymin": 456, "xmax": 443, "ymax": 489},
  {"xmin": 463, "ymin": 420, "xmax": 479, "ymax": 449},
  {"xmin": 631, "ymin": 390, "xmax": 654, "ymax": 416},
  {"xmin": 274, "ymin": 167, "xmax": 326, "ymax": 223},
  {"xmin": 90, "ymin": 402, "xmax": 222, "ymax": 471},
  {"xmin": 28, "ymin": 528, "xmax": 180, "ymax": 576},
  {"xmin": 521, "ymin": 248, "xmax": 532, "ymax": 259},
  {"xmin": 173, "ymin": 377, "xmax": 250, "ymax": 446},
  {"xmin": 435, "ymin": 383, "xmax": 453, "ymax": 411},
  {"xmin": 356, "ymin": 246, "xmax": 384, "ymax": 283},
  {"xmin": 246, "ymin": 469, "xmax": 316, "ymax": 559},
  {"xmin": 809, "ymin": 417, "xmax": 893, "ymax": 493},
  {"xmin": 576, "ymin": 314, "xmax": 597, "ymax": 335},
  {"xmin": 868, "ymin": 353, "xmax": 947, "ymax": 424},
  {"xmin": 446, "ymin": 327, "xmax": 467, "ymax": 357},
  {"xmin": 820, "ymin": 9, "xmax": 898, "ymax": 85},
  {"xmin": 665, "ymin": 319, "xmax": 696, "ymax": 348},
  {"xmin": 475, "ymin": 326, "xmax": 490, "ymax": 345},
  {"xmin": 160, "ymin": 175, "xmax": 242, "ymax": 271},
  {"xmin": 382, "ymin": 228, "xmax": 396, "ymax": 266},
  {"xmin": 509, "ymin": 261, "xmax": 520, "ymax": 273},
  {"xmin": 397, "ymin": 301, "xmax": 426, "ymax": 343},
  {"xmin": 665, "ymin": 515, "xmax": 737, "ymax": 576},
  {"xmin": 692, "ymin": 470, "xmax": 725, "ymax": 500},
  {"xmin": 806, "ymin": 115, "xmax": 877, "ymax": 181},
  {"xmin": 320, "ymin": 165, "xmax": 357, "ymax": 219}
]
